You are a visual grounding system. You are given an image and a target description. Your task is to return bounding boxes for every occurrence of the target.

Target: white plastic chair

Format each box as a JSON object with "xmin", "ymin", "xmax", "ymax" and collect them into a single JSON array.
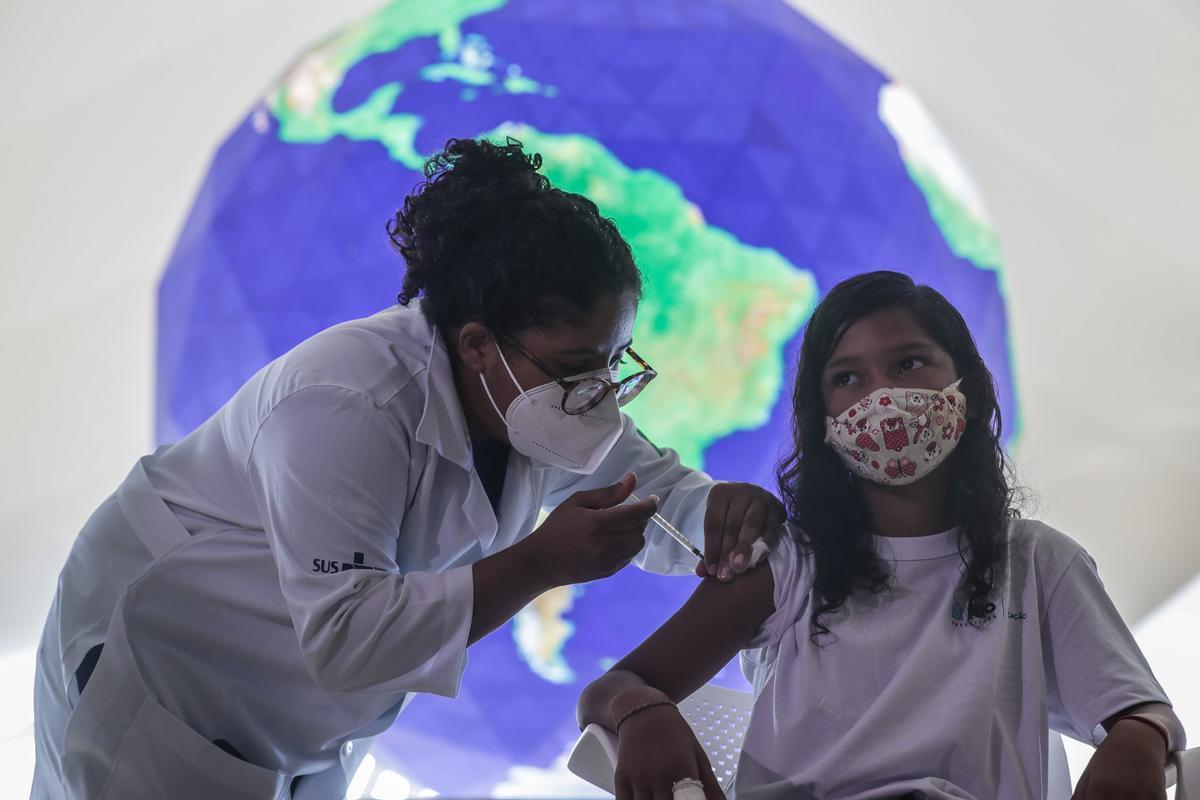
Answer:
[
  {"xmin": 570, "ymin": 683, "xmax": 751, "ymax": 793},
  {"xmin": 569, "ymin": 683, "xmax": 1198, "ymax": 798}
]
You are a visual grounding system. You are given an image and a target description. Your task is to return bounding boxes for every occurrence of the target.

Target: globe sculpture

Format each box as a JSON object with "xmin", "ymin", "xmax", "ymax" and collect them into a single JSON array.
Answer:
[{"xmin": 157, "ymin": 0, "xmax": 1016, "ymax": 793}]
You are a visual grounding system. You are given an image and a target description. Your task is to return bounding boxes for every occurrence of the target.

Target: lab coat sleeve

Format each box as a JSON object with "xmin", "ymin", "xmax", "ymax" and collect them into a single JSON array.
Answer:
[
  {"xmin": 246, "ymin": 385, "xmax": 472, "ymax": 697},
  {"xmin": 541, "ymin": 414, "xmax": 715, "ymax": 576}
]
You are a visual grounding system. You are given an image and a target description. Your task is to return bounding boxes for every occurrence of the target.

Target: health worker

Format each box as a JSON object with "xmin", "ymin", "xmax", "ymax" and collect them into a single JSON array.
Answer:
[{"xmin": 31, "ymin": 137, "xmax": 784, "ymax": 799}]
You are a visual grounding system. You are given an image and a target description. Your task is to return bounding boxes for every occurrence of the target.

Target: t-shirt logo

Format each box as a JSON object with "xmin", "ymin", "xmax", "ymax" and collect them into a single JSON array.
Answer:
[{"xmin": 950, "ymin": 595, "xmax": 997, "ymax": 628}]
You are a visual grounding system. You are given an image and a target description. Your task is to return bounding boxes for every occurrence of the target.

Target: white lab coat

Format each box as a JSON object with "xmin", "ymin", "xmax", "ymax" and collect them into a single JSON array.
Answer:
[{"xmin": 32, "ymin": 301, "xmax": 714, "ymax": 799}]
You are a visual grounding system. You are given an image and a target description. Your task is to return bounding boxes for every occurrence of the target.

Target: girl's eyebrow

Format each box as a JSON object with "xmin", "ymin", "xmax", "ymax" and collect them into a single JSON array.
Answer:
[
  {"xmin": 887, "ymin": 340, "xmax": 938, "ymax": 354},
  {"xmin": 826, "ymin": 341, "xmax": 937, "ymax": 372},
  {"xmin": 824, "ymin": 354, "xmax": 861, "ymax": 371}
]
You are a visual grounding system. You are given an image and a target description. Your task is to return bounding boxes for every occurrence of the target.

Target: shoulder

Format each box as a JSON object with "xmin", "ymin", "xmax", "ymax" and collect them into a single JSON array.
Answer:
[
  {"xmin": 779, "ymin": 522, "xmax": 818, "ymax": 575},
  {"xmin": 1005, "ymin": 517, "xmax": 1093, "ymax": 590},
  {"xmin": 762, "ymin": 525, "xmax": 816, "ymax": 620},
  {"xmin": 1007, "ymin": 518, "xmax": 1086, "ymax": 557},
  {"xmin": 265, "ymin": 304, "xmax": 432, "ymax": 410}
]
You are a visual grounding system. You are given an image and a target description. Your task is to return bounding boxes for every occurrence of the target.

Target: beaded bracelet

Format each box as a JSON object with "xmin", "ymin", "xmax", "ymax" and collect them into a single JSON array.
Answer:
[{"xmin": 614, "ymin": 698, "xmax": 676, "ymax": 732}]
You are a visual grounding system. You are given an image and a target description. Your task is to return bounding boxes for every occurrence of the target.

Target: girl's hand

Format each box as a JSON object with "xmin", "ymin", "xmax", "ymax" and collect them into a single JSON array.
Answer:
[
  {"xmin": 1072, "ymin": 718, "xmax": 1168, "ymax": 799},
  {"xmin": 615, "ymin": 704, "xmax": 725, "ymax": 800},
  {"xmin": 699, "ymin": 482, "xmax": 786, "ymax": 582}
]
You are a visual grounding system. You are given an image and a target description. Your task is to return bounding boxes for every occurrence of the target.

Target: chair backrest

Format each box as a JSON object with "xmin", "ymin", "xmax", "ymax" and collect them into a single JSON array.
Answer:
[
  {"xmin": 1173, "ymin": 747, "xmax": 1196, "ymax": 800},
  {"xmin": 675, "ymin": 685, "xmax": 1083, "ymax": 799},
  {"xmin": 675, "ymin": 684, "xmax": 755, "ymax": 790},
  {"xmin": 1046, "ymin": 731, "xmax": 1073, "ymax": 800}
]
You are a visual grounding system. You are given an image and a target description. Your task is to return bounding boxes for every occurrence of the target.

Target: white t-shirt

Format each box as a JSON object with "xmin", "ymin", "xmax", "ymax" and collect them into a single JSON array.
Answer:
[{"xmin": 735, "ymin": 519, "xmax": 1173, "ymax": 799}]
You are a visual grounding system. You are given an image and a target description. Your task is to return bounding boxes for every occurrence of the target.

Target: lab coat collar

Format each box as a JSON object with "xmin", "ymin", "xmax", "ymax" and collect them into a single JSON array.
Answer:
[
  {"xmin": 408, "ymin": 302, "xmax": 516, "ymax": 552},
  {"xmin": 412, "ymin": 306, "xmax": 474, "ymax": 472}
]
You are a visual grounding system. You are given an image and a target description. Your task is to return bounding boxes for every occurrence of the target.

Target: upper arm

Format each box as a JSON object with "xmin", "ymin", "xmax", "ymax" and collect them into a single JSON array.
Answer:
[
  {"xmin": 244, "ymin": 385, "xmax": 476, "ymax": 696},
  {"xmin": 246, "ymin": 386, "xmax": 410, "ymax": 566},
  {"xmin": 1043, "ymin": 547, "xmax": 1172, "ymax": 743},
  {"xmin": 246, "ymin": 385, "xmax": 411, "ymax": 609},
  {"xmin": 612, "ymin": 564, "xmax": 776, "ymax": 703}
]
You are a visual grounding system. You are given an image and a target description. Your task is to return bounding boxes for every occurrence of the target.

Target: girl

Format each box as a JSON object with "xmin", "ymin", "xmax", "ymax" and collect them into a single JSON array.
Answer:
[
  {"xmin": 32, "ymin": 138, "xmax": 782, "ymax": 799},
  {"xmin": 579, "ymin": 271, "xmax": 1184, "ymax": 799}
]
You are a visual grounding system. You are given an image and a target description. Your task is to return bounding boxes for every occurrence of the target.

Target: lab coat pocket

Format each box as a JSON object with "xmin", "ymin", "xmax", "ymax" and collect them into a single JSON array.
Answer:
[
  {"xmin": 99, "ymin": 695, "xmax": 290, "ymax": 800},
  {"xmin": 61, "ymin": 599, "xmax": 292, "ymax": 800}
]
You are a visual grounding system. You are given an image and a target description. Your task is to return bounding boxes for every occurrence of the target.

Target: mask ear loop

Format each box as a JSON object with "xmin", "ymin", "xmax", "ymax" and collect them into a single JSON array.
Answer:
[
  {"xmin": 479, "ymin": 337, "xmax": 525, "ymax": 432},
  {"xmin": 493, "ymin": 336, "xmax": 526, "ymax": 392},
  {"xmin": 479, "ymin": 372, "xmax": 506, "ymax": 422}
]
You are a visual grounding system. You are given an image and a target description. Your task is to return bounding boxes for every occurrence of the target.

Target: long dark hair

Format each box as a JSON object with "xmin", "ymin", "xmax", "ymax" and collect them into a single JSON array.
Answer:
[
  {"xmin": 387, "ymin": 137, "xmax": 641, "ymax": 339},
  {"xmin": 776, "ymin": 271, "xmax": 1018, "ymax": 641}
]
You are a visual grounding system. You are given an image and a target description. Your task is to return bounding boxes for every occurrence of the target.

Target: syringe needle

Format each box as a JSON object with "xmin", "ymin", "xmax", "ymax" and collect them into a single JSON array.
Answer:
[{"xmin": 630, "ymin": 492, "xmax": 705, "ymax": 562}]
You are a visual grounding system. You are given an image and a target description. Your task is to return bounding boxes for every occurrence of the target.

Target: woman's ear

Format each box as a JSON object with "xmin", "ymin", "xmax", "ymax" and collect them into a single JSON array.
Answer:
[{"xmin": 457, "ymin": 322, "xmax": 492, "ymax": 373}]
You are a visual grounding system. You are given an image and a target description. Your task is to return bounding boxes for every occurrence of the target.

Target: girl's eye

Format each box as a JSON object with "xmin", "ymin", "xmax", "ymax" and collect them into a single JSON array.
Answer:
[
  {"xmin": 832, "ymin": 372, "xmax": 857, "ymax": 387},
  {"xmin": 898, "ymin": 356, "xmax": 926, "ymax": 373}
]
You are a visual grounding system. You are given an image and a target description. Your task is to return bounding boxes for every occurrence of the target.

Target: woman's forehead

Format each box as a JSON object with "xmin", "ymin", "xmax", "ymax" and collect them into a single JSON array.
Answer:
[
  {"xmin": 828, "ymin": 307, "xmax": 940, "ymax": 361},
  {"xmin": 522, "ymin": 293, "xmax": 636, "ymax": 353}
]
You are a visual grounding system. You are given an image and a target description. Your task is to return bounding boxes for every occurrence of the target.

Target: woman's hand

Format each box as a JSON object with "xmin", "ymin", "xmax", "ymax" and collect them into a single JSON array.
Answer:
[
  {"xmin": 471, "ymin": 475, "xmax": 654, "ymax": 644},
  {"xmin": 1072, "ymin": 718, "xmax": 1168, "ymax": 799},
  {"xmin": 699, "ymin": 482, "xmax": 786, "ymax": 582},
  {"xmin": 523, "ymin": 473, "xmax": 657, "ymax": 587},
  {"xmin": 615, "ymin": 704, "xmax": 725, "ymax": 800}
]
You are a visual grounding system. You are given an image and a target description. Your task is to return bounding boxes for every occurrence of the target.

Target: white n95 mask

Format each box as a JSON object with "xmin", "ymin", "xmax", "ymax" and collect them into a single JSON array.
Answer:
[
  {"xmin": 825, "ymin": 379, "xmax": 967, "ymax": 486},
  {"xmin": 480, "ymin": 345, "xmax": 623, "ymax": 474}
]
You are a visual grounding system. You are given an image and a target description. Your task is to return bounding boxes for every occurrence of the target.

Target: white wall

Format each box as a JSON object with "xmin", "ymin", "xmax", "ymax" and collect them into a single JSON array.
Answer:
[
  {"xmin": 1, "ymin": 0, "xmax": 1197, "ymax": 793},
  {"xmin": 0, "ymin": 0, "xmax": 380, "ymax": 653}
]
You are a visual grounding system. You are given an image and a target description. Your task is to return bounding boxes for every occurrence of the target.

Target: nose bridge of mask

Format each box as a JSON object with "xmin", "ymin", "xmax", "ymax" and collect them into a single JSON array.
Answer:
[
  {"xmin": 826, "ymin": 379, "xmax": 962, "ymax": 435},
  {"xmin": 866, "ymin": 379, "xmax": 961, "ymax": 414}
]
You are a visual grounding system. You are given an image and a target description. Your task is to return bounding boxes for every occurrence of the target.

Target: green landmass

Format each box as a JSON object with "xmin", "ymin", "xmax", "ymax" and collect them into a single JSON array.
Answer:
[{"xmin": 491, "ymin": 125, "xmax": 816, "ymax": 467}]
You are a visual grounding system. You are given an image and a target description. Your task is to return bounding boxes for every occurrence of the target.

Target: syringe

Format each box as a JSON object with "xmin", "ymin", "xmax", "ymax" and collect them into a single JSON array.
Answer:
[{"xmin": 630, "ymin": 492, "xmax": 705, "ymax": 562}]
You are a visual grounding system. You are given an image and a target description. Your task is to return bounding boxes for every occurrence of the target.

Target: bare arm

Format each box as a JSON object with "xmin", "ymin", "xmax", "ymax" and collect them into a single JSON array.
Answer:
[
  {"xmin": 468, "ymin": 539, "xmax": 555, "ymax": 645},
  {"xmin": 1102, "ymin": 701, "xmax": 1186, "ymax": 754},
  {"xmin": 578, "ymin": 562, "xmax": 776, "ymax": 731},
  {"xmin": 1073, "ymin": 702, "xmax": 1186, "ymax": 798}
]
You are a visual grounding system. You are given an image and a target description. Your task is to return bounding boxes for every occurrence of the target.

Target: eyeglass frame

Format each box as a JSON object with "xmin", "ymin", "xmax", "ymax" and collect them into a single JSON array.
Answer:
[{"xmin": 496, "ymin": 334, "xmax": 657, "ymax": 415}]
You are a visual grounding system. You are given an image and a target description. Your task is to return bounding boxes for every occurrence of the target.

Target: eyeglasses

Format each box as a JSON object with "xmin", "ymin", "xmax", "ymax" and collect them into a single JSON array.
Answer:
[{"xmin": 499, "ymin": 336, "xmax": 657, "ymax": 415}]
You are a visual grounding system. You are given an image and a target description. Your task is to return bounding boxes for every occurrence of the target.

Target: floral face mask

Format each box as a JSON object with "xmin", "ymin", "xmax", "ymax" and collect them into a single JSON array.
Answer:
[{"xmin": 825, "ymin": 379, "xmax": 967, "ymax": 486}]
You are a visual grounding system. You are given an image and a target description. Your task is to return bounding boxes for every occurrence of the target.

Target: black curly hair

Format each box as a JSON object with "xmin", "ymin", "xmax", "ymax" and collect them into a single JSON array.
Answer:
[
  {"xmin": 776, "ymin": 271, "xmax": 1019, "ymax": 642},
  {"xmin": 387, "ymin": 137, "xmax": 641, "ymax": 341}
]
